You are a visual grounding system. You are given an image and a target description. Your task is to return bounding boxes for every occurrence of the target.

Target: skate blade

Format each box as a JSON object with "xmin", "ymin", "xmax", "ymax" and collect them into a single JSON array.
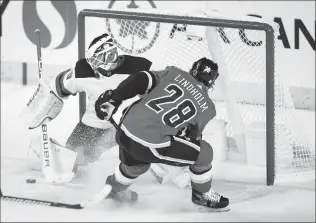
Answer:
[
  {"xmin": 106, "ymin": 194, "xmax": 138, "ymax": 206},
  {"xmin": 193, "ymin": 203, "xmax": 230, "ymax": 212}
]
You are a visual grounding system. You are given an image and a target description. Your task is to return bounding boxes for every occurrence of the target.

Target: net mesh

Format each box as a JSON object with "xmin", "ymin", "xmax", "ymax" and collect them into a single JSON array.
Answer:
[{"xmin": 84, "ymin": 9, "xmax": 315, "ymax": 182}]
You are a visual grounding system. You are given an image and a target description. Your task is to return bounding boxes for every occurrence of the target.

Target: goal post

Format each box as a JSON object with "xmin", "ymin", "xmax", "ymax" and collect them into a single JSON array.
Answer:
[
  {"xmin": 77, "ymin": 9, "xmax": 313, "ymax": 186},
  {"xmin": 78, "ymin": 8, "xmax": 275, "ymax": 185}
]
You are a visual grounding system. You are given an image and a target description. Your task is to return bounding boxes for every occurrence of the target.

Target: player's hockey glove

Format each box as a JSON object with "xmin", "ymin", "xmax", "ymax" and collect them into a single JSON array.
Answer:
[
  {"xmin": 95, "ymin": 90, "xmax": 121, "ymax": 120},
  {"xmin": 176, "ymin": 123, "xmax": 202, "ymax": 141}
]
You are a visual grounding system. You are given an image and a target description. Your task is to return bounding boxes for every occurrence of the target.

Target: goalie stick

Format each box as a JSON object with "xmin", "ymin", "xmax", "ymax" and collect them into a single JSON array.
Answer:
[
  {"xmin": 0, "ymin": 185, "xmax": 112, "ymax": 210},
  {"xmin": 34, "ymin": 29, "xmax": 54, "ymax": 180},
  {"xmin": 33, "ymin": 29, "xmax": 74, "ymax": 183}
]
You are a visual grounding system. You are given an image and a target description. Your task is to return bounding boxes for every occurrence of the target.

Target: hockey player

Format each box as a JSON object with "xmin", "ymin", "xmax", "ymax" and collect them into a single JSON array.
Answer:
[
  {"xmin": 95, "ymin": 57, "xmax": 229, "ymax": 211},
  {"xmin": 25, "ymin": 33, "xmax": 152, "ymax": 172}
]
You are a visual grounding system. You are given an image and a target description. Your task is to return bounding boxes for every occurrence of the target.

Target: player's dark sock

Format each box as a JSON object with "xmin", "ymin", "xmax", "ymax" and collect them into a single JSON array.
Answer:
[{"xmin": 105, "ymin": 174, "xmax": 138, "ymax": 204}]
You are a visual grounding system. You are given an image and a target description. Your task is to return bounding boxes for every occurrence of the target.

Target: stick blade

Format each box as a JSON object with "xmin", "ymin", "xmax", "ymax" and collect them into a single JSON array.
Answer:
[{"xmin": 80, "ymin": 185, "xmax": 112, "ymax": 208}]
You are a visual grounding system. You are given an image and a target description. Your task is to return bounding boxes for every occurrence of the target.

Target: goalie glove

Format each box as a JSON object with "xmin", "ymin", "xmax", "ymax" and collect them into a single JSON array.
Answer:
[
  {"xmin": 21, "ymin": 80, "xmax": 64, "ymax": 129},
  {"xmin": 95, "ymin": 90, "xmax": 121, "ymax": 120}
]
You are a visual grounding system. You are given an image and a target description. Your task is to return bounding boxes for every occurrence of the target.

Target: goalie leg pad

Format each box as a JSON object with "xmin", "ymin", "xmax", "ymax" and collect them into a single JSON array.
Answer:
[
  {"xmin": 66, "ymin": 123, "xmax": 117, "ymax": 166},
  {"xmin": 27, "ymin": 135, "xmax": 77, "ymax": 175},
  {"xmin": 50, "ymin": 138, "xmax": 78, "ymax": 175}
]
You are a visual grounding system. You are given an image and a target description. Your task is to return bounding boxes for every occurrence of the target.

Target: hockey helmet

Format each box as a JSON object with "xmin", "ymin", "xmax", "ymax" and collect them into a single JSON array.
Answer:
[
  {"xmin": 189, "ymin": 57, "xmax": 219, "ymax": 89},
  {"xmin": 86, "ymin": 33, "xmax": 119, "ymax": 77}
]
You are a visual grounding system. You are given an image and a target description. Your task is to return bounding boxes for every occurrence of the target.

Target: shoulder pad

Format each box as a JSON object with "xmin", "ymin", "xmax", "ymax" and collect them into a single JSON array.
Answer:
[
  {"xmin": 74, "ymin": 58, "xmax": 95, "ymax": 78},
  {"xmin": 115, "ymin": 55, "xmax": 152, "ymax": 74}
]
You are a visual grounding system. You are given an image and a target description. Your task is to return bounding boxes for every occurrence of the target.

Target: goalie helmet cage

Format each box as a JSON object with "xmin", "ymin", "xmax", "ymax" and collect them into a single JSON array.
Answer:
[{"xmin": 77, "ymin": 9, "xmax": 314, "ymax": 186}]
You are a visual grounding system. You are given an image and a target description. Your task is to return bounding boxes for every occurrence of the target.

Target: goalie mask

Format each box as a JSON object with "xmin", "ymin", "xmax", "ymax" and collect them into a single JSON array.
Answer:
[
  {"xmin": 189, "ymin": 57, "xmax": 219, "ymax": 89},
  {"xmin": 86, "ymin": 33, "xmax": 119, "ymax": 78}
]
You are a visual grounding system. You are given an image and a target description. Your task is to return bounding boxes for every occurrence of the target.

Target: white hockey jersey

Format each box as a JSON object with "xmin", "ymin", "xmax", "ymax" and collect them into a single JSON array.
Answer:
[{"xmin": 54, "ymin": 55, "xmax": 152, "ymax": 129}]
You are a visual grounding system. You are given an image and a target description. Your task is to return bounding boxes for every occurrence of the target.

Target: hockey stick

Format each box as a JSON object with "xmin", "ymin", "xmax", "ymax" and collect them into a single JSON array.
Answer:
[
  {"xmin": 0, "ymin": 185, "xmax": 112, "ymax": 209},
  {"xmin": 34, "ymin": 29, "xmax": 55, "ymax": 181},
  {"xmin": 34, "ymin": 29, "xmax": 73, "ymax": 183}
]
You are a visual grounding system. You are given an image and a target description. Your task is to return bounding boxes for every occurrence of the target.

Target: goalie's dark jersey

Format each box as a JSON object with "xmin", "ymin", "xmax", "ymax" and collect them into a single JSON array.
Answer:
[
  {"xmin": 120, "ymin": 66, "xmax": 216, "ymax": 148},
  {"xmin": 73, "ymin": 55, "xmax": 152, "ymax": 79}
]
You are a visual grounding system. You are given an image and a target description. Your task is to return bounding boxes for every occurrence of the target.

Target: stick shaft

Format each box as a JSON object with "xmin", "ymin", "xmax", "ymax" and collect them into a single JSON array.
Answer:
[
  {"xmin": 34, "ymin": 29, "xmax": 54, "ymax": 178},
  {"xmin": 34, "ymin": 29, "xmax": 43, "ymax": 79}
]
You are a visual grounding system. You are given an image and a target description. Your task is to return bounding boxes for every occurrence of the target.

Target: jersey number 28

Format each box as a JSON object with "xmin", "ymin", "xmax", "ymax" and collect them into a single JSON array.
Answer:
[{"xmin": 146, "ymin": 84, "xmax": 196, "ymax": 128}]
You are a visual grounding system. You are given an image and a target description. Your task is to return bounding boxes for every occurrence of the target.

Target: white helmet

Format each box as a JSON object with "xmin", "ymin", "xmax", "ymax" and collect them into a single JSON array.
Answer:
[{"xmin": 86, "ymin": 33, "xmax": 119, "ymax": 77}]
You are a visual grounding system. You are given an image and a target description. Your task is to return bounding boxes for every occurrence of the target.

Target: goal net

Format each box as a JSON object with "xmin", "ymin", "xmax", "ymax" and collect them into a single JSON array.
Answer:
[{"xmin": 78, "ymin": 9, "xmax": 315, "ymax": 185}]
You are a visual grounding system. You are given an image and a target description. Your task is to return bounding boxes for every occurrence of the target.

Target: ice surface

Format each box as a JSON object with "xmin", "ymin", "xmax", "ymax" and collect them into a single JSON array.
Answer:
[{"xmin": 1, "ymin": 83, "xmax": 315, "ymax": 222}]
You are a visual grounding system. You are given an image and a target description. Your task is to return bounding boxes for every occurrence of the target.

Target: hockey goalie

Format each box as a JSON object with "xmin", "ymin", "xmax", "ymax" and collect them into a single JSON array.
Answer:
[{"xmin": 21, "ymin": 32, "xmax": 152, "ymax": 181}]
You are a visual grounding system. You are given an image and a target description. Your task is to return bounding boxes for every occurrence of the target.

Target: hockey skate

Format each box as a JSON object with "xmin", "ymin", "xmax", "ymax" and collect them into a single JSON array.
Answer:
[
  {"xmin": 106, "ymin": 188, "xmax": 138, "ymax": 204},
  {"xmin": 105, "ymin": 176, "xmax": 138, "ymax": 204},
  {"xmin": 192, "ymin": 188, "xmax": 230, "ymax": 212}
]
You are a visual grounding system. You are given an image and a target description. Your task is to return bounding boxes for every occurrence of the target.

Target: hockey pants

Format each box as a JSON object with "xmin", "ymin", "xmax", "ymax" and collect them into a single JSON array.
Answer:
[{"xmin": 107, "ymin": 128, "xmax": 214, "ymax": 194}]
